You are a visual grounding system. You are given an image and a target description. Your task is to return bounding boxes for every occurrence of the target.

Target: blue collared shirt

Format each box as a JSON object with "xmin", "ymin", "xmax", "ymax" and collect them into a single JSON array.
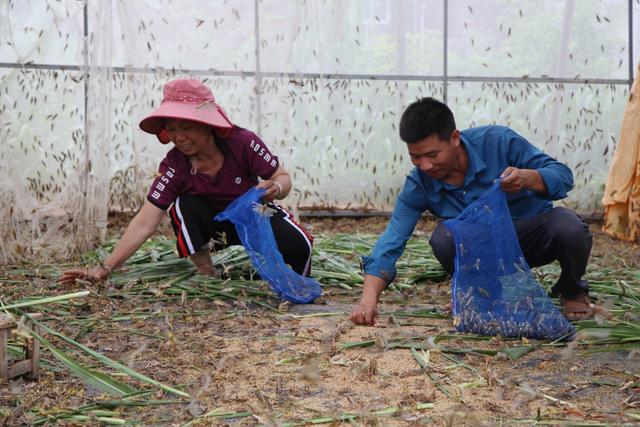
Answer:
[{"xmin": 363, "ymin": 125, "xmax": 574, "ymax": 283}]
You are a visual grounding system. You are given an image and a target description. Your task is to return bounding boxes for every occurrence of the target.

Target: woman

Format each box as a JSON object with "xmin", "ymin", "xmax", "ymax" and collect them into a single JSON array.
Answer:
[{"xmin": 59, "ymin": 78, "xmax": 313, "ymax": 285}]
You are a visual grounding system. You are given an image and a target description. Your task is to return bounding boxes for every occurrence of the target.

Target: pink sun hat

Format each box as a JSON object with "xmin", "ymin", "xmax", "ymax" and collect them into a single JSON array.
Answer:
[{"xmin": 139, "ymin": 78, "xmax": 233, "ymax": 144}]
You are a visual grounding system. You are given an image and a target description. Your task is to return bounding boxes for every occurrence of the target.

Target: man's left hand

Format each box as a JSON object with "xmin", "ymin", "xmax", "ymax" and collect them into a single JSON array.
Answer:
[{"xmin": 500, "ymin": 167, "xmax": 543, "ymax": 194}]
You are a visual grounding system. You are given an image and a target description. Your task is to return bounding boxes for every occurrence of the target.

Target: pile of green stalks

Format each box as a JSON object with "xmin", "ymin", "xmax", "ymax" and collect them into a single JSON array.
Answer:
[
  {"xmin": 4, "ymin": 233, "xmax": 640, "ymax": 351},
  {"xmin": 534, "ymin": 253, "xmax": 640, "ymax": 349},
  {"xmin": 73, "ymin": 233, "xmax": 447, "ymax": 303}
]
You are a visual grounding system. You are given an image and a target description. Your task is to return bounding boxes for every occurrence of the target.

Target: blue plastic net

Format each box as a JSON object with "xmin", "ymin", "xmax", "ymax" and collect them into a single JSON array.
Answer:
[
  {"xmin": 215, "ymin": 187, "xmax": 322, "ymax": 304},
  {"xmin": 443, "ymin": 181, "xmax": 575, "ymax": 340}
]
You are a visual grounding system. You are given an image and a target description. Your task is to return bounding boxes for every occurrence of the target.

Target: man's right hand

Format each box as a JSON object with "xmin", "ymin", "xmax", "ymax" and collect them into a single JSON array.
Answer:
[
  {"xmin": 349, "ymin": 297, "xmax": 379, "ymax": 325},
  {"xmin": 349, "ymin": 274, "xmax": 386, "ymax": 325}
]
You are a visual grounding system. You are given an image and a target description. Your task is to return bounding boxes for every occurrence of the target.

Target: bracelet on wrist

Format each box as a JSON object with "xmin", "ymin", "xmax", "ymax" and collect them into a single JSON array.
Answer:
[
  {"xmin": 274, "ymin": 182, "xmax": 283, "ymax": 199},
  {"xmin": 99, "ymin": 262, "xmax": 113, "ymax": 275}
]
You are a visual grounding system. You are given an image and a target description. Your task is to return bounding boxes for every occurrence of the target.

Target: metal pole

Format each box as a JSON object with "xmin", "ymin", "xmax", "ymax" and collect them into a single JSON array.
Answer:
[
  {"xmin": 0, "ymin": 61, "xmax": 630, "ymax": 87},
  {"xmin": 443, "ymin": 0, "xmax": 448, "ymax": 102},
  {"xmin": 81, "ymin": 0, "xmax": 89, "ymax": 209},
  {"xmin": 254, "ymin": 0, "xmax": 262, "ymax": 134}
]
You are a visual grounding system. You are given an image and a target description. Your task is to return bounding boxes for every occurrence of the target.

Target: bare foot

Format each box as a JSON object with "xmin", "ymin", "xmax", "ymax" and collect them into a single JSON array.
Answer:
[
  {"xmin": 560, "ymin": 293, "xmax": 595, "ymax": 321},
  {"xmin": 196, "ymin": 266, "xmax": 222, "ymax": 279}
]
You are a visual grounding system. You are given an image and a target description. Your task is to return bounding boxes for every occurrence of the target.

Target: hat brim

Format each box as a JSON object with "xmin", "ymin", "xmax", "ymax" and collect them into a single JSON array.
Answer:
[{"xmin": 139, "ymin": 101, "xmax": 233, "ymax": 138}]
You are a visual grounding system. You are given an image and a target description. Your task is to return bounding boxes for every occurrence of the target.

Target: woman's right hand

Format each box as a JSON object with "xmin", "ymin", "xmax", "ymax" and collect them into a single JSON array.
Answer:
[{"xmin": 58, "ymin": 265, "xmax": 109, "ymax": 285}]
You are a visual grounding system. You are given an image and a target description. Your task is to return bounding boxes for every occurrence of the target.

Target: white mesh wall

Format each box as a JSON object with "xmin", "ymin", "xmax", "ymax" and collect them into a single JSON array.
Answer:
[{"xmin": 0, "ymin": 0, "xmax": 637, "ymax": 262}]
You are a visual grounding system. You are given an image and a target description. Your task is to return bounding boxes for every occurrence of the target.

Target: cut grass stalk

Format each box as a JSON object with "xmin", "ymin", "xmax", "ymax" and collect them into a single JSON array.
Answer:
[
  {"xmin": 27, "ymin": 315, "xmax": 191, "ymax": 398},
  {"xmin": 411, "ymin": 347, "xmax": 455, "ymax": 399},
  {"xmin": 181, "ymin": 408, "xmax": 253, "ymax": 426},
  {"xmin": 279, "ymin": 403, "xmax": 435, "ymax": 426},
  {"xmin": 388, "ymin": 309, "xmax": 449, "ymax": 319},
  {"xmin": 31, "ymin": 329, "xmax": 138, "ymax": 396},
  {"xmin": 440, "ymin": 352, "xmax": 479, "ymax": 373},
  {"xmin": 1, "ymin": 290, "xmax": 90, "ymax": 311},
  {"xmin": 338, "ymin": 338, "xmax": 498, "ymax": 357},
  {"xmin": 283, "ymin": 311, "xmax": 346, "ymax": 319},
  {"xmin": 37, "ymin": 415, "xmax": 126, "ymax": 425},
  {"xmin": 499, "ymin": 345, "xmax": 539, "ymax": 361},
  {"xmin": 32, "ymin": 389, "xmax": 184, "ymax": 424}
]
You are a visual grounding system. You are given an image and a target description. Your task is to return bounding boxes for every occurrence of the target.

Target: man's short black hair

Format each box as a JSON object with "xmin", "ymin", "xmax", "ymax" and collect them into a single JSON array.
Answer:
[{"xmin": 399, "ymin": 97, "xmax": 456, "ymax": 143}]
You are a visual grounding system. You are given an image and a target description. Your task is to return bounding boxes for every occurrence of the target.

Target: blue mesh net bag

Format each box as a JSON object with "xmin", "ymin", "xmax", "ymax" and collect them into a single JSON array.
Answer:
[
  {"xmin": 215, "ymin": 187, "xmax": 322, "ymax": 304},
  {"xmin": 443, "ymin": 180, "xmax": 575, "ymax": 340}
]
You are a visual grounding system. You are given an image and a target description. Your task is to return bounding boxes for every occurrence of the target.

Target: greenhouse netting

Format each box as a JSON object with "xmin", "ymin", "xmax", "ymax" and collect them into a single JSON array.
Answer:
[{"xmin": 0, "ymin": 0, "xmax": 638, "ymax": 262}]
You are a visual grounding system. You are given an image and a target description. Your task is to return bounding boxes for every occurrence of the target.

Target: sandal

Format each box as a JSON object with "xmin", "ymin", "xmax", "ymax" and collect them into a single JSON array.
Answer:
[{"xmin": 560, "ymin": 293, "xmax": 595, "ymax": 321}]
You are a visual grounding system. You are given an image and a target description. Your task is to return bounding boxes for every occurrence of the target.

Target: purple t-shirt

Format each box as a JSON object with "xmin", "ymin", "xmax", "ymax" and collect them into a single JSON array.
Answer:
[{"xmin": 146, "ymin": 127, "xmax": 279, "ymax": 212}]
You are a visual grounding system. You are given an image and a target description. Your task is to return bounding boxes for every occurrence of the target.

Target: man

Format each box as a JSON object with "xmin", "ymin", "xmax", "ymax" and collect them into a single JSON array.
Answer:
[{"xmin": 350, "ymin": 97, "xmax": 594, "ymax": 325}]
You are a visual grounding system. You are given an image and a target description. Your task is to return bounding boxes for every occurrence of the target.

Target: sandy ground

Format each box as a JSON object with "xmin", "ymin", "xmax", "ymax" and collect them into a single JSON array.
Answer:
[{"xmin": 1, "ymin": 217, "xmax": 639, "ymax": 425}]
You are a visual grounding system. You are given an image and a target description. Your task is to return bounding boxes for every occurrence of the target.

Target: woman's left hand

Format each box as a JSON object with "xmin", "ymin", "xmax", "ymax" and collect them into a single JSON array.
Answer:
[{"xmin": 256, "ymin": 180, "xmax": 282, "ymax": 202}]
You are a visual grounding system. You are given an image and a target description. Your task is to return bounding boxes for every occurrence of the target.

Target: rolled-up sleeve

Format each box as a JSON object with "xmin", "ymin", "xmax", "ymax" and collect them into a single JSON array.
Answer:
[
  {"xmin": 362, "ymin": 176, "xmax": 425, "ymax": 284},
  {"xmin": 536, "ymin": 164, "xmax": 573, "ymax": 200}
]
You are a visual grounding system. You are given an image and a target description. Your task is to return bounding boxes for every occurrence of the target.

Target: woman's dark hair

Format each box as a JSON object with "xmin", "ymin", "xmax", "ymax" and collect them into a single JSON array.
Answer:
[{"xmin": 399, "ymin": 97, "xmax": 456, "ymax": 143}]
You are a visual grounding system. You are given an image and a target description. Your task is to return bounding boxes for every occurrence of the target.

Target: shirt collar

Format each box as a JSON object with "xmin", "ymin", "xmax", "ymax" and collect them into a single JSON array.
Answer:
[{"xmin": 423, "ymin": 132, "xmax": 487, "ymax": 192}]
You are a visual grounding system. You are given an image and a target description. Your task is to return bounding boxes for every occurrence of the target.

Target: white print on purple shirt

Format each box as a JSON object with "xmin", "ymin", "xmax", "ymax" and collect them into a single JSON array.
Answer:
[
  {"xmin": 151, "ymin": 166, "xmax": 175, "ymax": 200},
  {"xmin": 250, "ymin": 139, "xmax": 278, "ymax": 168}
]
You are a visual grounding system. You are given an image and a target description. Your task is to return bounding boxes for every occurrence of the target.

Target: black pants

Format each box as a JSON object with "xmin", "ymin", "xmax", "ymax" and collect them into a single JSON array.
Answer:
[
  {"xmin": 429, "ymin": 207, "xmax": 592, "ymax": 298},
  {"xmin": 168, "ymin": 195, "xmax": 313, "ymax": 276}
]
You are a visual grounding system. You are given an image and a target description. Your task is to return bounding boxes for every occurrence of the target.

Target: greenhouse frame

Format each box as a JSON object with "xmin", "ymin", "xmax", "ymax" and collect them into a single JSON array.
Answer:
[{"xmin": 1, "ymin": 1, "xmax": 639, "ymax": 425}]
